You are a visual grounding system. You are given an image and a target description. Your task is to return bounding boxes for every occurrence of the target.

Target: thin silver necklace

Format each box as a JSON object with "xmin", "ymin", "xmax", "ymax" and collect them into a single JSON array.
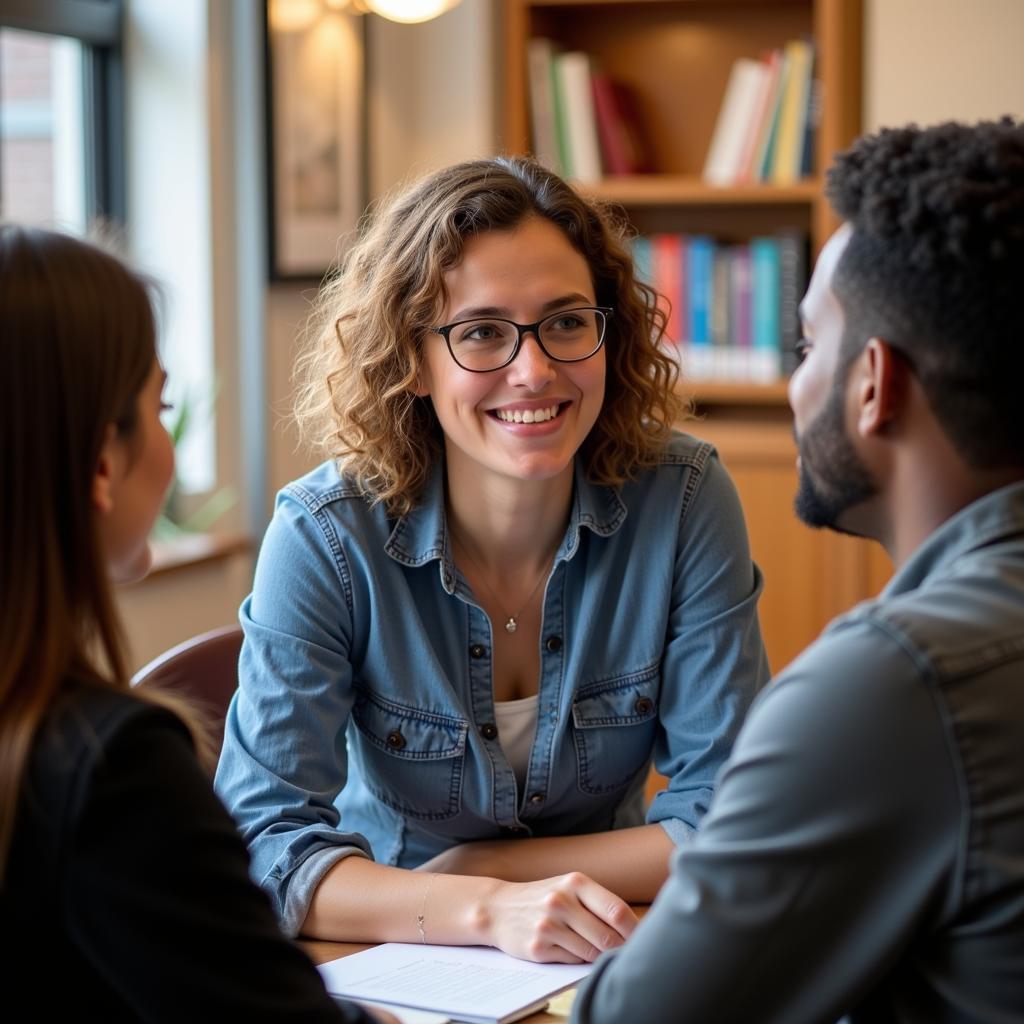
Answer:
[{"xmin": 450, "ymin": 532, "xmax": 554, "ymax": 635}]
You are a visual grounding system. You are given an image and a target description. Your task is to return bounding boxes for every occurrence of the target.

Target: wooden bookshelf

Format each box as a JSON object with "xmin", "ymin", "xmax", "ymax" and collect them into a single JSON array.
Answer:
[
  {"xmin": 581, "ymin": 176, "xmax": 820, "ymax": 206},
  {"xmin": 503, "ymin": 0, "xmax": 886, "ymax": 671}
]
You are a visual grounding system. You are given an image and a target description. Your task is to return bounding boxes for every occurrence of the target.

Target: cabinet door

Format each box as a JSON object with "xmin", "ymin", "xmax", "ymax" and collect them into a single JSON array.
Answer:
[{"xmin": 684, "ymin": 410, "xmax": 890, "ymax": 674}]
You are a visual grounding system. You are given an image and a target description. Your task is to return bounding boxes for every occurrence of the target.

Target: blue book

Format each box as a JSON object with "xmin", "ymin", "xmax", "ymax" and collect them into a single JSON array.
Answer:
[
  {"xmin": 751, "ymin": 236, "xmax": 782, "ymax": 380},
  {"xmin": 631, "ymin": 235, "xmax": 654, "ymax": 287},
  {"xmin": 688, "ymin": 236, "xmax": 714, "ymax": 347}
]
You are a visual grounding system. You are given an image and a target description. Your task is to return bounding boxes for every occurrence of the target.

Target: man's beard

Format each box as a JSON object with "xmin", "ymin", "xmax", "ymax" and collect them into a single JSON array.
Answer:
[{"xmin": 794, "ymin": 378, "xmax": 877, "ymax": 533}]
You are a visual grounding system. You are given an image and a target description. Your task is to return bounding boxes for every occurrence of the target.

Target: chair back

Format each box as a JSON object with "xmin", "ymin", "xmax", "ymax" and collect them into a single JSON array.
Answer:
[{"xmin": 131, "ymin": 624, "xmax": 243, "ymax": 756}]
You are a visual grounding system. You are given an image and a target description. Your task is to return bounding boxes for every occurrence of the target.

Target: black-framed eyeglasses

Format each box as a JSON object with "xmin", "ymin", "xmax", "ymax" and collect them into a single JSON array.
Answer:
[{"xmin": 431, "ymin": 306, "xmax": 613, "ymax": 373}]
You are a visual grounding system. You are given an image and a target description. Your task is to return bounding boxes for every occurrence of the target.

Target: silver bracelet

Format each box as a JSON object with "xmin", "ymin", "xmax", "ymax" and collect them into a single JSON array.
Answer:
[{"xmin": 417, "ymin": 872, "xmax": 436, "ymax": 944}]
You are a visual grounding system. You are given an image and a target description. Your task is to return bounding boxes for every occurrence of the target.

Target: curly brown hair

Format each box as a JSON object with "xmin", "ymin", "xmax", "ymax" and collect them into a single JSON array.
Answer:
[{"xmin": 294, "ymin": 156, "xmax": 685, "ymax": 516}]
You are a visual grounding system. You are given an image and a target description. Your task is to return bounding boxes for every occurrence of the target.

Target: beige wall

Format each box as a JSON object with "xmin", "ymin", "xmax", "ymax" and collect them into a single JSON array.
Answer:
[
  {"xmin": 864, "ymin": 0, "xmax": 1024, "ymax": 130},
  {"xmin": 266, "ymin": 0, "xmax": 498, "ymax": 502}
]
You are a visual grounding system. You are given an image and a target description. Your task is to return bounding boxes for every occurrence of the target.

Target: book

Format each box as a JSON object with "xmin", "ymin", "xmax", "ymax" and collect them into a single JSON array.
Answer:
[
  {"xmin": 800, "ymin": 71, "xmax": 821, "ymax": 179},
  {"xmin": 754, "ymin": 47, "xmax": 790, "ymax": 182},
  {"xmin": 686, "ymin": 235, "xmax": 715, "ymax": 379},
  {"xmin": 591, "ymin": 73, "xmax": 653, "ymax": 175},
  {"xmin": 555, "ymin": 51, "xmax": 603, "ymax": 182},
  {"xmin": 738, "ymin": 49, "xmax": 782, "ymax": 182},
  {"xmin": 526, "ymin": 38, "xmax": 563, "ymax": 175},
  {"xmin": 631, "ymin": 235, "xmax": 654, "ymax": 289},
  {"xmin": 702, "ymin": 57, "xmax": 768, "ymax": 186},
  {"xmin": 653, "ymin": 233, "xmax": 685, "ymax": 346},
  {"xmin": 317, "ymin": 943, "xmax": 593, "ymax": 1024},
  {"xmin": 770, "ymin": 39, "xmax": 813, "ymax": 183},
  {"xmin": 729, "ymin": 244, "xmax": 753, "ymax": 379},
  {"xmin": 777, "ymin": 231, "xmax": 808, "ymax": 376},
  {"xmin": 751, "ymin": 236, "xmax": 783, "ymax": 381}
]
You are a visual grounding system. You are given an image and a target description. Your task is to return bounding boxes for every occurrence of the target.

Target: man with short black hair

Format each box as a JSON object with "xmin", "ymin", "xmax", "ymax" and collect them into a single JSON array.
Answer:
[{"xmin": 572, "ymin": 118, "xmax": 1024, "ymax": 1023}]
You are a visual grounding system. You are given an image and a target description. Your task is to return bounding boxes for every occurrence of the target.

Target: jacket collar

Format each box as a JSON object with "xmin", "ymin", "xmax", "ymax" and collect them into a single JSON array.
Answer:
[
  {"xmin": 883, "ymin": 480, "xmax": 1024, "ymax": 597},
  {"xmin": 384, "ymin": 458, "xmax": 628, "ymax": 596}
]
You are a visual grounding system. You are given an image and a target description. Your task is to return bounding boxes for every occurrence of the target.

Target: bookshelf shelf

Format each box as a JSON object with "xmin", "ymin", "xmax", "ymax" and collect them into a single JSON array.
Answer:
[
  {"xmin": 503, "ymin": 0, "xmax": 882, "ymax": 670},
  {"xmin": 581, "ymin": 176, "xmax": 820, "ymax": 207},
  {"xmin": 680, "ymin": 379, "xmax": 792, "ymax": 406}
]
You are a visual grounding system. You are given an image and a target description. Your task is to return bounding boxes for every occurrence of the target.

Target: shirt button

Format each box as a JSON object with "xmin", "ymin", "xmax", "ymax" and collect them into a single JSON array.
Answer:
[
  {"xmin": 479, "ymin": 722, "xmax": 498, "ymax": 740},
  {"xmin": 469, "ymin": 644, "xmax": 487, "ymax": 659},
  {"xmin": 634, "ymin": 696, "xmax": 654, "ymax": 716},
  {"xmin": 443, "ymin": 573, "xmax": 453, "ymax": 588},
  {"xmin": 528, "ymin": 792, "xmax": 545, "ymax": 805},
  {"xmin": 545, "ymin": 635, "xmax": 563, "ymax": 653},
  {"xmin": 386, "ymin": 729, "xmax": 406, "ymax": 749},
  {"xmin": 501, "ymin": 825, "xmax": 528, "ymax": 837}
]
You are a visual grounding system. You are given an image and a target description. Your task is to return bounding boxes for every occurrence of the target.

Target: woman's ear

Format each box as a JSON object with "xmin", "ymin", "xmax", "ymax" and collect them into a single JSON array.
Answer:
[
  {"xmin": 413, "ymin": 362, "xmax": 431, "ymax": 399},
  {"xmin": 91, "ymin": 423, "xmax": 120, "ymax": 515}
]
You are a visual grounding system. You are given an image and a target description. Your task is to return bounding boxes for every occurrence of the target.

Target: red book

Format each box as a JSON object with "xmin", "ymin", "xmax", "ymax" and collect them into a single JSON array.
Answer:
[
  {"xmin": 591, "ymin": 73, "xmax": 654, "ymax": 175},
  {"xmin": 653, "ymin": 234, "xmax": 685, "ymax": 346}
]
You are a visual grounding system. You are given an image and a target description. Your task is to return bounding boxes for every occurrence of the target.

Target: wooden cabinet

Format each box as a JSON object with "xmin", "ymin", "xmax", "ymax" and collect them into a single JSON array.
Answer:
[
  {"xmin": 681, "ymin": 385, "xmax": 891, "ymax": 672},
  {"xmin": 502, "ymin": 0, "xmax": 889, "ymax": 672}
]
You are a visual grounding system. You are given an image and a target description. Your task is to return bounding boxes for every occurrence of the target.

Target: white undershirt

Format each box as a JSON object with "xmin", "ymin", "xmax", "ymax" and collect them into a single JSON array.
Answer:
[{"xmin": 494, "ymin": 694, "xmax": 539, "ymax": 793}]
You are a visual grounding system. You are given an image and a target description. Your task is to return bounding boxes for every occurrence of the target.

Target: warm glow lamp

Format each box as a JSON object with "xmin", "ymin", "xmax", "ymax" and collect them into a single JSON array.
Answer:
[
  {"xmin": 362, "ymin": 0, "xmax": 463, "ymax": 24},
  {"xmin": 270, "ymin": 0, "xmax": 463, "ymax": 30}
]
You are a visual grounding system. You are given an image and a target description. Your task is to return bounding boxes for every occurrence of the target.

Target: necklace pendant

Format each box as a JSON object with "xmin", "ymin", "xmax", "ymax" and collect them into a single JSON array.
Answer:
[{"xmin": 505, "ymin": 617, "xmax": 518, "ymax": 634}]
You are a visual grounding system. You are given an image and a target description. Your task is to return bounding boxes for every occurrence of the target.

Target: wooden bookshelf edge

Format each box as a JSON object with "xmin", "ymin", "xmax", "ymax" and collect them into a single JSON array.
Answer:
[{"xmin": 678, "ymin": 379, "xmax": 791, "ymax": 406}]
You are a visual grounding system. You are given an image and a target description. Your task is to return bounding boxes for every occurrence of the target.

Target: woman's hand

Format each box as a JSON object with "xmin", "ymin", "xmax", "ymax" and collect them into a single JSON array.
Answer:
[{"xmin": 477, "ymin": 872, "xmax": 638, "ymax": 964}]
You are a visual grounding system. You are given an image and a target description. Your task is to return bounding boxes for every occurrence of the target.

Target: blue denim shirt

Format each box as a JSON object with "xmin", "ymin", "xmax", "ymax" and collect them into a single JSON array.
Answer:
[
  {"xmin": 573, "ymin": 481, "xmax": 1024, "ymax": 1023},
  {"xmin": 215, "ymin": 431, "xmax": 769, "ymax": 935}
]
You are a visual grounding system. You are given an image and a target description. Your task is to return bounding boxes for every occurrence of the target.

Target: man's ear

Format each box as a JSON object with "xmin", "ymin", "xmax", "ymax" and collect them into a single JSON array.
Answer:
[
  {"xmin": 91, "ymin": 423, "xmax": 120, "ymax": 515},
  {"xmin": 854, "ymin": 338, "xmax": 905, "ymax": 439}
]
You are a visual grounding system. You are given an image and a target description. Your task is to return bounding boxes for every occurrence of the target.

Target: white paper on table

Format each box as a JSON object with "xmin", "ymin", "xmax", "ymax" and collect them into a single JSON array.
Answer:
[
  {"xmin": 355, "ymin": 998, "xmax": 450, "ymax": 1024},
  {"xmin": 317, "ymin": 943, "xmax": 594, "ymax": 1024}
]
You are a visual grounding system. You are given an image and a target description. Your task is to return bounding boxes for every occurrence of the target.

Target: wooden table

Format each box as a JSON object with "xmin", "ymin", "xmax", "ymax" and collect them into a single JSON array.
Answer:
[{"xmin": 302, "ymin": 938, "xmax": 578, "ymax": 1023}]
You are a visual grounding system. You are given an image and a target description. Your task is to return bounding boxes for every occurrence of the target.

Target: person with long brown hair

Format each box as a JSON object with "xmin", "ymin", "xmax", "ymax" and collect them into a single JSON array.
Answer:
[
  {"xmin": 216, "ymin": 157, "xmax": 770, "ymax": 962},
  {"xmin": 0, "ymin": 224, "xmax": 388, "ymax": 1022}
]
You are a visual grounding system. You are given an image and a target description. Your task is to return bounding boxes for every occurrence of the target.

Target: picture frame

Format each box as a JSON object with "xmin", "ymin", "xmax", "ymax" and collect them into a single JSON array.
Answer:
[{"xmin": 265, "ymin": 3, "xmax": 366, "ymax": 280}]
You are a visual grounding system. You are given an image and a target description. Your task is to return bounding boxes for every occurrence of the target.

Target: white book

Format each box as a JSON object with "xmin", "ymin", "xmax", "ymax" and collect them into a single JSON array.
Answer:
[
  {"xmin": 555, "ymin": 51, "xmax": 603, "ymax": 183},
  {"xmin": 703, "ymin": 58, "xmax": 769, "ymax": 186},
  {"xmin": 527, "ymin": 38, "xmax": 563, "ymax": 174},
  {"xmin": 318, "ymin": 942, "xmax": 593, "ymax": 1024}
]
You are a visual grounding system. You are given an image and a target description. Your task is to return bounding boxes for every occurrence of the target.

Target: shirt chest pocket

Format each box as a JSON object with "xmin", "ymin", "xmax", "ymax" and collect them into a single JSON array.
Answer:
[
  {"xmin": 571, "ymin": 666, "xmax": 660, "ymax": 795},
  {"xmin": 351, "ymin": 691, "xmax": 468, "ymax": 821}
]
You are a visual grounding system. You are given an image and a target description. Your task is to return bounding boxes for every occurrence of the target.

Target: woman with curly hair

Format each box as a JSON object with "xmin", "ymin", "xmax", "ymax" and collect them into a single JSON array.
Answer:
[{"xmin": 216, "ymin": 157, "xmax": 769, "ymax": 962}]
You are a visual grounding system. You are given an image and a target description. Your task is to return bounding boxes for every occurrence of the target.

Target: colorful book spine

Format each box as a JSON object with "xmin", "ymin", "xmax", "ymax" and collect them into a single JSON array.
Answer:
[
  {"xmin": 737, "ymin": 49, "xmax": 781, "ymax": 183},
  {"xmin": 687, "ymin": 236, "xmax": 714, "ymax": 379},
  {"xmin": 591, "ymin": 74, "xmax": 654, "ymax": 176},
  {"xmin": 751, "ymin": 236, "xmax": 782, "ymax": 381},
  {"xmin": 703, "ymin": 57, "xmax": 769, "ymax": 186},
  {"xmin": 777, "ymin": 231, "xmax": 808, "ymax": 376},
  {"xmin": 653, "ymin": 234, "xmax": 685, "ymax": 346},
  {"xmin": 631, "ymin": 236, "xmax": 654, "ymax": 289},
  {"xmin": 555, "ymin": 51, "xmax": 603, "ymax": 182},
  {"xmin": 755, "ymin": 48, "xmax": 789, "ymax": 182},
  {"xmin": 527, "ymin": 38, "xmax": 563, "ymax": 175},
  {"xmin": 730, "ymin": 245, "xmax": 753, "ymax": 380},
  {"xmin": 771, "ymin": 39, "xmax": 813, "ymax": 183}
]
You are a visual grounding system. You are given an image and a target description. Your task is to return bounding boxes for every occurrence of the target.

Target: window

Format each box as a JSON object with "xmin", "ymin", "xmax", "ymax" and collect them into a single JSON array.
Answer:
[{"xmin": 0, "ymin": 0, "xmax": 124, "ymax": 227}]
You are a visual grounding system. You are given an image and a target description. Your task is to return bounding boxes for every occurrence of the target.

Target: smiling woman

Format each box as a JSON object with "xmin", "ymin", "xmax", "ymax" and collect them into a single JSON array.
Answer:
[{"xmin": 215, "ymin": 156, "xmax": 771, "ymax": 964}]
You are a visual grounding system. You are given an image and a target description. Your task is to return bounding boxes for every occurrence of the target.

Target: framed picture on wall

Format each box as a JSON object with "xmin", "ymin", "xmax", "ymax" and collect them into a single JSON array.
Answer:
[{"xmin": 265, "ymin": 2, "xmax": 366, "ymax": 280}]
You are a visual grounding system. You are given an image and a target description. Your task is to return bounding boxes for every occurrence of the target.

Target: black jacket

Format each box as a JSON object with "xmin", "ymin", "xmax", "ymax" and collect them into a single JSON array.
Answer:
[{"xmin": 3, "ymin": 683, "xmax": 371, "ymax": 1022}]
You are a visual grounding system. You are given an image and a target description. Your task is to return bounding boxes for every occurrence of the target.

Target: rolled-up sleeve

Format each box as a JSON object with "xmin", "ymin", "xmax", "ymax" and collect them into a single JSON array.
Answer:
[
  {"xmin": 214, "ymin": 487, "xmax": 372, "ymax": 936},
  {"xmin": 647, "ymin": 453, "xmax": 770, "ymax": 843}
]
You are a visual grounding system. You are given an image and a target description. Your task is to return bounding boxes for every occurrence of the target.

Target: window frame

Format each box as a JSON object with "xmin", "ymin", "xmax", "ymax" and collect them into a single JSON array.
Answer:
[{"xmin": 0, "ymin": 0, "xmax": 125, "ymax": 222}]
